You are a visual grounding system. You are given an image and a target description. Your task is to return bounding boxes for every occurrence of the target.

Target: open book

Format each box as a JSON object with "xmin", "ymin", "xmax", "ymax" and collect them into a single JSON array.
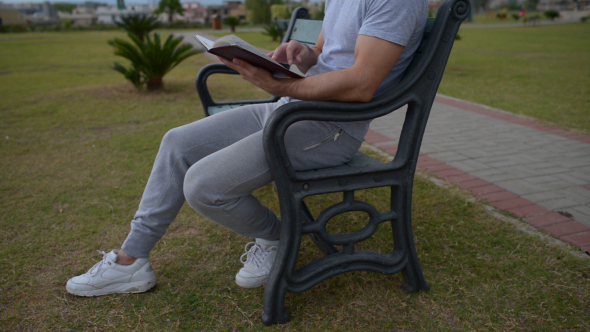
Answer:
[{"xmin": 194, "ymin": 35, "xmax": 303, "ymax": 79}]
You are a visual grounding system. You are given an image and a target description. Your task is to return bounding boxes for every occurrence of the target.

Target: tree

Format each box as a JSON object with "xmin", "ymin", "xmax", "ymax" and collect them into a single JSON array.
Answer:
[
  {"xmin": 155, "ymin": 0, "xmax": 185, "ymax": 23},
  {"xmin": 271, "ymin": 4, "xmax": 290, "ymax": 19},
  {"xmin": 314, "ymin": 2, "xmax": 325, "ymax": 20},
  {"xmin": 52, "ymin": 3, "xmax": 76, "ymax": 13},
  {"xmin": 224, "ymin": 16, "xmax": 240, "ymax": 32},
  {"xmin": 245, "ymin": 0, "xmax": 283, "ymax": 24},
  {"xmin": 544, "ymin": 10, "xmax": 560, "ymax": 21},
  {"xmin": 116, "ymin": 15, "xmax": 159, "ymax": 42}
]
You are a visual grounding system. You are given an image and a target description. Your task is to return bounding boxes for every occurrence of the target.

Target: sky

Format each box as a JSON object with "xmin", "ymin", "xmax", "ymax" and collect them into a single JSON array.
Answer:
[{"xmin": 1, "ymin": 0, "xmax": 231, "ymax": 6}]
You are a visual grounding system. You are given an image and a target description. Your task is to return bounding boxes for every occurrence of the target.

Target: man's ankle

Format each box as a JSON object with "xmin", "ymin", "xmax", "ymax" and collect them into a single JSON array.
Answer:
[{"xmin": 116, "ymin": 250, "xmax": 137, "ymax": 266}]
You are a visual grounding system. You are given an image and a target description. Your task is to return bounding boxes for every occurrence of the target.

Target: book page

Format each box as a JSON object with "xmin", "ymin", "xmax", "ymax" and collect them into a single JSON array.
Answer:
[
  {"xmin": 213, "ymin": 35, "xmax": 283, "ymax": 67},
  {"xmin": 194, "ymin": 35, "xmax": 214, "ymax": 50}
]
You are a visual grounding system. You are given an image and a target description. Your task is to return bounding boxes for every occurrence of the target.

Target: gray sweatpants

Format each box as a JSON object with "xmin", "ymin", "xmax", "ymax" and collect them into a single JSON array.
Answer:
[{"xmin": 121, "ymin": 101, "xmax": 363, "ymax": 258}]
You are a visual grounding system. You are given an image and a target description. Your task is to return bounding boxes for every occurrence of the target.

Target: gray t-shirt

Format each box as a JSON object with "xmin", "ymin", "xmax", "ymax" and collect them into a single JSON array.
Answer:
[{"xmin": 283, "ymin": 0, "xmax": 428, "ymax": 141}]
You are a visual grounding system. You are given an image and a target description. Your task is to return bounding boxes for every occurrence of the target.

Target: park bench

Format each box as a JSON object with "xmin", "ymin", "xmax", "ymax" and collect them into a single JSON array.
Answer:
[{"xmin": 195, "ymin": 0, "xmax": 469, "ymax": 325}]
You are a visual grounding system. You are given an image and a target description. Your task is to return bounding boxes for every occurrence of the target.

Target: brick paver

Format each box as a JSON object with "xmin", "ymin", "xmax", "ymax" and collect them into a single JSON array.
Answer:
[{"xmin": 368, "ymin": 94, "xmax": 590, "ymax": 254}]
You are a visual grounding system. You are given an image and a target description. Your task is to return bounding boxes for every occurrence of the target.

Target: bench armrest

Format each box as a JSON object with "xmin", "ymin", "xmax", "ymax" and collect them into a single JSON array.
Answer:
[
  {"xmin": 196, "ymin": 63, "xmax": 280, "ymax": 116},
  {"xmin": 262, "ymin": 96, "xmax": 413, "ymax": 180}
]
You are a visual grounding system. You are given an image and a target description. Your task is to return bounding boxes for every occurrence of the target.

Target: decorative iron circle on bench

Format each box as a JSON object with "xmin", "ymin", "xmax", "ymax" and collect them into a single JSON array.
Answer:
[{"xmin": 312, "ymin": 200, "xmax": 383, "ymax": 246}]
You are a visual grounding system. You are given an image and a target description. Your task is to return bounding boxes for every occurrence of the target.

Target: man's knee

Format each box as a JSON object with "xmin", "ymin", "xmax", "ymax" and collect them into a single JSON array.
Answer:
[
  {"xmin": 183, "ymin": 162, "xmax": 222, "ymax": 212},
  {"xmin": 161, "ymin": 127, "xmax": 184, "ymax": 149}
]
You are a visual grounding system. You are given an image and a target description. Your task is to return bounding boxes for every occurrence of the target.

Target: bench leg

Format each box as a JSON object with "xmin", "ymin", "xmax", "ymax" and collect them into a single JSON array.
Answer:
[
  {"xmin": 401, "ymin": 234, "xmax": 430, "ymax": 293},
  {"xmin": 398, "ymin": 186, "xmax": 430, "ymax": 293},
  {"xmin": 260, "ymin": 205, "xmax": 302, "ymax": 325}
]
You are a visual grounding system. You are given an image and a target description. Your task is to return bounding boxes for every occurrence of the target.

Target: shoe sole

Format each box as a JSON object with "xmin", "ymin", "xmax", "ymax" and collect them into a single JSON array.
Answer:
[
  {"xmin": 66, "ymin": 277, "xmax": 157, "ymax": 297},
  {"xmin": 235, "ymin": 275, "xmax": 267, "ymax": 288}
]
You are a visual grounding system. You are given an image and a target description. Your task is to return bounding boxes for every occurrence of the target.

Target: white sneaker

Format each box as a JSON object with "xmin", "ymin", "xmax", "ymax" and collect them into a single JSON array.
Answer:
[
  {"xmin": 66, "ymin": 250, "xmax": 156, "ymax": 297},
  {"xmin": 235, "ymin": 238, "xmax": 279, "ymax": 288}
]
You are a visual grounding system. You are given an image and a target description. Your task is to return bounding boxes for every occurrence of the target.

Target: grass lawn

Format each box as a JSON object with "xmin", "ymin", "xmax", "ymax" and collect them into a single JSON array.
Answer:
[
  {"xmin": 463, "ymin": 12, "xmax": 550, "ymax": 25},
  {"xmin": 442, "ymin": 23, "xmax": 590, "ymax": 134},
  {"xmin": 1, "ymin": 31, "xmax": 590, "ymax": 330}
]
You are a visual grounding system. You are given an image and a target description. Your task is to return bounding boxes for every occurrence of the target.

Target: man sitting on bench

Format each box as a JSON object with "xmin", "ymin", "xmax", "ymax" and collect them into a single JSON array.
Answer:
[{"xmin": 66, "ymin": 0, "xmax": 428, "ymax": 297}]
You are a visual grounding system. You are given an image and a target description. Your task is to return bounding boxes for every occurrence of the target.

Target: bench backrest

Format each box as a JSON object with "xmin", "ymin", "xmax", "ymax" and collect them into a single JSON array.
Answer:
[
  {"xmin": 286, "ymin": 19, "xmax": 323, "ymax": 47},
  {"xmin": 280, "ymin": 8, "xmax": 323, "ymax": 47}
]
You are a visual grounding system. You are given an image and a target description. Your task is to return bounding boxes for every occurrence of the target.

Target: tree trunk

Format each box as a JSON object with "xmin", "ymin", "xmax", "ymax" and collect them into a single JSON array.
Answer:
[
  {"xmin": 147, "ymin": 77, "xmax": 163, "ymax": 91},
  {"xmin": 231, "ymin": 25, "xmax": 235, "ymax": 32}
]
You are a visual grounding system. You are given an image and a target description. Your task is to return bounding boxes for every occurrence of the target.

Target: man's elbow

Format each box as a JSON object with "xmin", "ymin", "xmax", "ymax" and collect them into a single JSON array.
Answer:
[{"xmin": 350, "ymin": 86, "xmax": 376, "ymax": 103}]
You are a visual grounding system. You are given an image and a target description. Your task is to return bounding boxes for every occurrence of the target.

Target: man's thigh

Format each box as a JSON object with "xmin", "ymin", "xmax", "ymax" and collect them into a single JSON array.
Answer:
[
  {"xmin": 164, "ymin": 101, "xmax": 283, "ymax": 161},
  {"xmin": 189, "ymin": 120, "xmax": 362, "ymax": 200},
  {"xmin": 285, "ymin": 121, "xmax": 362, "ymax": 171}
]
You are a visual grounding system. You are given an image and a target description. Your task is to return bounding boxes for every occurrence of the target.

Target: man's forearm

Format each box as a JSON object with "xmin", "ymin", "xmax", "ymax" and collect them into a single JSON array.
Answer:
[
  {"xmin": 273, "ymin": 66, "xmax": 375, "ymax": 103},
  {"xmin": 222, "ymin": 35, "xmax": 403, "ymax": 104}
]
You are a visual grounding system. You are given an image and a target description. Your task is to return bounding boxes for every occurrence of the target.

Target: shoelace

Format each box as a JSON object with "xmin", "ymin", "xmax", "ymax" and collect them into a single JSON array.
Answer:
[
  {"xmin": 240, "ymin": 242, "xmax": 268, "ymax": 269},
  {"xmin": 86, "ymin": 250, "xmax": 108, "ymax": 276}
]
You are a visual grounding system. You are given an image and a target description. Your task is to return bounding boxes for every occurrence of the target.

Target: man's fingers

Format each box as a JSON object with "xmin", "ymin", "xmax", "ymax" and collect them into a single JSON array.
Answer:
[
  {"xmin": 219, "ymin": 57, "xmax": 244, "ymax": 74},
  {"xmin": 295, "ymin": 44, "xmax": 308, "ymax": 64},
  {"xmin": 285, "ymin": 43, "xmax": 298, "ymax": 65},
  {"xmin": 271, "ymin": 44, "xmax": 288, "ymax": 61},
  {"xmin": 285, "ymin": 40, "xmax": 306, "ymax": 65}
]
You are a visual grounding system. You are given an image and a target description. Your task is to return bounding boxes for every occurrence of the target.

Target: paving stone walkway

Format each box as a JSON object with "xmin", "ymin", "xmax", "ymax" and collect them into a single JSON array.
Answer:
[{"xmin": 366, "ymin": 95, "xmax": 590, "ymax": 254}]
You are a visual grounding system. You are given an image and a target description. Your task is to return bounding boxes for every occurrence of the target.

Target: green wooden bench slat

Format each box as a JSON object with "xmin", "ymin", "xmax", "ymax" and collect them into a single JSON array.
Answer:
[{"xmin": 291, "ymin": 19, "xmax": 323, "ymax": 46}]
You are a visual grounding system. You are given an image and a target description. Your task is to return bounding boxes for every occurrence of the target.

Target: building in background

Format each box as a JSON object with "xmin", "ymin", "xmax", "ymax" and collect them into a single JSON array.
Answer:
[
  {"xmin": 58, "ymin": 6, "xmax": 97, "ymax": 27},
  {"xmin": 96, "ymin": 4, "xmax": 153, "ymax": 25},
  {"xmin": 179, "ymin": 1, "xmax": 208, "ymax": 24},
  {"xmin": 0, "ymin": 8, "xmax": 26, "ymax": 25},
  {"xmin": 225, "ymin": 0, "xmax": 245, "ymax": 20}
]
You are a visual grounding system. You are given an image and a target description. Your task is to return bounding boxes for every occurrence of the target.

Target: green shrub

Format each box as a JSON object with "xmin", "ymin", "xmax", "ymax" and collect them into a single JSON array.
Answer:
[
  {"xmin": 262, "ymin": 23, "xmax": 280, "ymax": 42},
  {"xmin": 62, "ymin": 19, "xmax": 73, "ymax": 30},
  {"xmin": 497, "ymin": 8, "xmax": 508, "ymax": 20},
  {"xmin": 108, "ymin": 33, "xmax": 198, "ymax": 91},
  {"xmin": 544, "ymin": 10, "xmax": 559, "ymax": 21},
  {"xmin": 581, "ymin": 16, "xmax": 589, "ymax": 23},
  {"xmin": 116, "ymin": 15, "xmax": 159, "ymax": 42},
  {"xmin": 1, "ymin": 24, "xmax": 30, "ymax": 33},
  {"xmin": 511, "ymin": 13, "xmax": 520, "ymax": 20}
]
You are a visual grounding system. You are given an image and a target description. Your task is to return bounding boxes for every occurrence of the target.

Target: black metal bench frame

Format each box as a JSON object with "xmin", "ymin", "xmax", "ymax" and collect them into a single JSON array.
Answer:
[{"xmin": 196, "ymin": 0, "xmax": 469, "ymax": 325}]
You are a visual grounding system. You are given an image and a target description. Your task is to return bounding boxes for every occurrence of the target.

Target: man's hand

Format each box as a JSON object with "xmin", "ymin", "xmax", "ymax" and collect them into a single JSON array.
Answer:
[
  {"xmin": 219, "ymin": 57, "xmax": 284, "ymax": 96},
  {"xmin": 268, "ymin": 40, "xmax": 311, "ymax": 66},
  {"xmin": 267, "ymin": 36, "xmax": 323, "ymax": 74}
]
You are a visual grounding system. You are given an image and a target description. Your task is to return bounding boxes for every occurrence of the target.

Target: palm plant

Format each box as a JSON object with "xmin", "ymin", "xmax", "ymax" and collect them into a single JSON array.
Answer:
[
  {"xmin": 263, "ymin": 23, "xmax": 280, "ymax": 41},
  {"xmin": 115, "ymin": 15, "xmax": 160, "ymax": 42},
  {"xmin": 109, "ymin": 33, "xmax": 198, "ymax": 91},
  {"xmin": 155, "ymin": 0, "xmax": 184, "ymax": 23}
]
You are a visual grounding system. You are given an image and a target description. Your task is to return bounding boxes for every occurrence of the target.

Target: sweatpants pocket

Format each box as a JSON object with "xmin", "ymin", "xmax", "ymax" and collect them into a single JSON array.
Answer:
[{"xmin": 301, "ymin": 129, "xmax": 343, "ymax": 152}]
